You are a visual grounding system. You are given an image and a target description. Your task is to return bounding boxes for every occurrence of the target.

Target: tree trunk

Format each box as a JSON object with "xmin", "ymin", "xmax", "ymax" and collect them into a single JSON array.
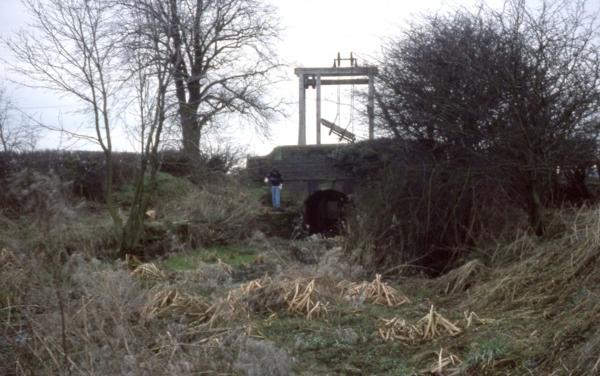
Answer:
[
  {"xmin": 120, "ymin": 170, "xmax": 147, "ymax": 255},
  {"xmin": 120, "ymin": 157, "xmax": 161, "ymax": 256},
  {"xmin": 179, "ymin": 103, "xmax": 203, "ymax": 180},
  {"xmin": 181, "ymin": 114, "xmax": 200, "ymax": 162},
  {"xmin": 105, "ymin": 152, "xmax": 123, "ymax": 236},
  {"xmin": 527, "ymin": 178, "xmax": 545, "ymax": 236}
]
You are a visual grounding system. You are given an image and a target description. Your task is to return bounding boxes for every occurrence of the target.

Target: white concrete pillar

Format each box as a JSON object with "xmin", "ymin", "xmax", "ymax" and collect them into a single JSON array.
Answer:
[
  {"xmin": 368, "ymin": 73, "xmax": 375, "ymax": 140},
  {"xmin": 316, "ymin": 75, "xmax": 321, "ymax": 145},
  {"xmin": 298, "ymin": 74, "xmax": 306, "ymax": 145}
]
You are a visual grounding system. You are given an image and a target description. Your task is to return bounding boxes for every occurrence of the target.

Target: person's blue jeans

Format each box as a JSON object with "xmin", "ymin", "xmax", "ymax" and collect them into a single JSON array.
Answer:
[{"xmin": 271, "ymin": 185, "xmax": 281, "ymax": 208}]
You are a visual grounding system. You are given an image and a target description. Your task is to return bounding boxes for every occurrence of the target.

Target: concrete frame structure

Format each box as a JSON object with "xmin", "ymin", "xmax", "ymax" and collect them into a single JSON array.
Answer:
[{"xmin": 294, "ymin": 65, "xmax": 378, "ymax": 145}]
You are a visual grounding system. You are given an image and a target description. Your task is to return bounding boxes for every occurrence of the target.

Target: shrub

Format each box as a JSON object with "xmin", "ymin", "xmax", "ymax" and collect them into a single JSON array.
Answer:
[
  {"xmin": 338, "ymin": 140, "xmax": 518, "ymax": 274},
  {"xmin": 0, "ymin": 150, "xmax": 139, "ymax": 202},
  {"xmin": 157, "ymin": 174, "xmax": 261, "ymax": 248}
]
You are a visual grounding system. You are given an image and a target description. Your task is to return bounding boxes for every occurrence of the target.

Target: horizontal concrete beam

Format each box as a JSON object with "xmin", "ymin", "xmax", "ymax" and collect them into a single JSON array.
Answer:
[
  {"xmin": 294, "ymin": 66, "xmax": 378, "ymax": 77},
  {"xmin": 304, "ymin": 78, "xmax": 369, "ymax": 88}
]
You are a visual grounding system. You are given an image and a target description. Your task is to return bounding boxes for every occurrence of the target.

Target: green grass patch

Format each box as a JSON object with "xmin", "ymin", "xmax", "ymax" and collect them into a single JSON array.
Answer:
[
  {"xmin": 163, "ymin": 244, "xmax": 258, "ymax": 271},
  {"xmin": 242, "ymin": 179, "xmax": 269, "ymax": 204},
  {"xmin": 258, "ymin": 306, "xmax": 423, "ymax": 375},
  {"xmin": 460, "ymin": 334, "xmax": 514, "ymax": 373}
]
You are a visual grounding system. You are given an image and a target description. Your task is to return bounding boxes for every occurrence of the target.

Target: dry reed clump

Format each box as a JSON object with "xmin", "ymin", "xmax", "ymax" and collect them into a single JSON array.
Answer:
[
  {"xmin": 220, "ymin": 276, "xmax": 331, "ymax": 321},
  {"xmin": 339, "ymin": 274, "xmax": 410, "ymax": 307},
  {"xmin": 225, "ymin": 276, "xmax": 272, "ymax": 307},
  {"xmin": 222, "ymin": 276, "xmax": 282, "ymax": 316},
  {"xmin": 419, "ymin": 305, "xmax": 462, "ymax": 340},
  {"xmin": 285, "ymin": 279, "xmax": 328, "ymax": 319},
  {"xmin": 131, "ymin": 262, "xmax": 167, "ymax": 282},
  {"xmin": 421, "ymin": 348, "xmax": 462, "ymax": 375},
  {"xmin": 377, "ymin": 306, "xmax": 462, "ymax": 343},
  {"xmin": 463, "ymin": 311, "xmax": 495, "ymax": 328},
  {"xmin": 377, "ymin": 317, "xmax": 422, "ymax": 342},
  {"xmin": 158, "ymin": 276, "xmax": 333, "ymax": 338},
  {"xmin": 142, "ymin": 287, "xmax": 212, "ymax": 323},
  {"xmin": 177, "ymin": 277, "xmax": 276, "ymax": 335},
  {"xmin": 435, "ymin": 259, "xmax": 487, "ymax": 295}
]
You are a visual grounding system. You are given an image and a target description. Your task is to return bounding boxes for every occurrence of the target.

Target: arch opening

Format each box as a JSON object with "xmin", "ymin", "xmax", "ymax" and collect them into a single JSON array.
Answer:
[{"xmin": 304, "ymin": 189, "xmax": 348, "ymax": 235}]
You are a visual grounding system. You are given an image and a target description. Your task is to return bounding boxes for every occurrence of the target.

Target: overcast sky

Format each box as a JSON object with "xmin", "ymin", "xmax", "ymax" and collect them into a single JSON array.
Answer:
[{"xmin": 0, "ymin": 0, "xmax": 595, "ymax": 156}]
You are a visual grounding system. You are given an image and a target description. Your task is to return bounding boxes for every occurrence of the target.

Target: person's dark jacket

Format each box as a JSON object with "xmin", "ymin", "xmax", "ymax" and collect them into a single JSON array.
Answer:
[{"xmin": 266, "ymin": 170, "xmax": 283, "ymax": 186}]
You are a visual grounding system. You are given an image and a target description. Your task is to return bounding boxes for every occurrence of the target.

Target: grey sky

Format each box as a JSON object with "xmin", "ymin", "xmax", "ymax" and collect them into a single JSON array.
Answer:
[{"xmin": 1, "ymin": 0, "xmax": 596, "ymax": 155}]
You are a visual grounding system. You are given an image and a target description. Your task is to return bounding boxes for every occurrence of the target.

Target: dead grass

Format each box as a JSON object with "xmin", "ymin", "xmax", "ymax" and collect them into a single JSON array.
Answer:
[
  {"xmin": 6, "ymin": 171, "xmax": 600, "ymax": 375},
  {"xmin": 158, "ymin": 177, "xmax": 261, "ymax": 247},
  {"xmin": 452, "ymin": 207, "xmax": 600, "ymax": 374},
  {"xmin": 142, "ymin": 287, "xmax": 211, "ymax": 322},
  {"xmin": 436, "ymin": 259, "xmax": 487, "ymax": 295}
]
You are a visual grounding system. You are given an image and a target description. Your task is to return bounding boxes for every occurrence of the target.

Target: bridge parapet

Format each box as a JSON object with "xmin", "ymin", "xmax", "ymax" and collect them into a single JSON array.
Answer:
[{"xmin": 247, "ymin": 144, "xmax": 355, "ymax": 203}]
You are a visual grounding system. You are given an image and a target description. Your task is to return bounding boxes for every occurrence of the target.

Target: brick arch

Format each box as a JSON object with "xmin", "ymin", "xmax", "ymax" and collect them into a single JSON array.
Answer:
[{"xmin": 304, "ymin": 189, "xmax": 349, "ymax": 235}]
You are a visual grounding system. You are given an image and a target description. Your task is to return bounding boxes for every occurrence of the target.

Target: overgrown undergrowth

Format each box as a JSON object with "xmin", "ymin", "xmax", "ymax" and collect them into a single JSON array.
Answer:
[{"xmin": 3, "ymin": 165, "xmax": 600, "ymax": 375}]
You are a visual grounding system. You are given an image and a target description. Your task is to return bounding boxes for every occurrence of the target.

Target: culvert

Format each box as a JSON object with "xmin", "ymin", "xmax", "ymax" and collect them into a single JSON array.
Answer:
[{"xmin": 304, "ymin": 189, "xmax": 349, "ymax": 235}]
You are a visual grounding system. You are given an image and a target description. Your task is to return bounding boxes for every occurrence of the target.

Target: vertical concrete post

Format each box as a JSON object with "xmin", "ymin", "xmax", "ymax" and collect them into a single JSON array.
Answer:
[
  {"xmin": 298, "ymin": 74, "xmax": 306, "ymax": 145},
  {"xmin": 316, "ymin": 75, "xmax": 321, "ymax": 145},
  {"xmin": 368, "ymin": 73, "xmax": 375, "ymax": 140}
]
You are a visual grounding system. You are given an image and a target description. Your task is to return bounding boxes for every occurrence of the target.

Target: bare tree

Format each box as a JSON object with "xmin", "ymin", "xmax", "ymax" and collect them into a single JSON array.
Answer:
[
  {"xmin": 6, "ymin": 0, "xmax": 124, "ymax": 231},
  {"xmin": 129, "ymin": 0, "xmax": 280, "ymax": 167},
  {"xmin": 0, "ymin": 86, "xmax": 37, "ymax": 152},
  {"xmin": 376, "ymin": 0, "xmax": 600, "ymax": 234},
  {"xmin": 493, "ymin": 0, "xmax": 600, "ymax": 233},
  {"xmin": 118, "ymin": 0, "xmax": 174, "ymax": 253}
]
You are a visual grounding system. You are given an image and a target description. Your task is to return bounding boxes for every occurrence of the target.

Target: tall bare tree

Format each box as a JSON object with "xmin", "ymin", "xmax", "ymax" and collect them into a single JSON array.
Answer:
[
  {"xmin": 130, "ymin": 0, "xmax": 280, "ymax": 167},
  {"xmin": 118, "ymin": 0, "xmax": 174, "ymax": 253},
  {"xmin": 6, "ymin": 0, "xmax": 123, "ymax": 231}
]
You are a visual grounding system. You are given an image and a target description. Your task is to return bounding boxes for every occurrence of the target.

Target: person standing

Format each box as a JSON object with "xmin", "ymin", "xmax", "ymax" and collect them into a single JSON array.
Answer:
[{"xmin": 265, "ymin": 169, "xmax": 283, "ymax": 209}]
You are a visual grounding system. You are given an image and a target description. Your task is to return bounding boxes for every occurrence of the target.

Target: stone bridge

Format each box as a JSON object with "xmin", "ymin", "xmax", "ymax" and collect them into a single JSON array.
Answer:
[
  {"xmin": 246, "ymin": 143, "xmax": 356, "ymax": 233},
  {"xmin": 245, "ymin": 60, "xmax": 379, "ymax": 233}
]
